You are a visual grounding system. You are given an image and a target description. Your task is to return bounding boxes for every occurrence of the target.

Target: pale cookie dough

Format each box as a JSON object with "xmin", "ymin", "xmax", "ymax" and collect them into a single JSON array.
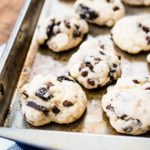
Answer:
[
  {"xmin": 74, "ymin": 0, "xmax": 125, "ymax": 27},
  {"xmin": 37, "ymin": 13, "xmax": 89, "ymax": 52},
  {"xmin": 122, "ymin": 0, "xmax": 150, "ymax": 6},
  {"xmin": 21, "ymin": 74, "xmax": 87, "ymax": 126},
  {"xmin": 102, "ymin": 76, "xmax": 150, "ymax": 135},
  {"xmin": 111, "ymin": 14, "xmax": 150, "ymax": 54},
  {"xmin": 68, "ymin": 37, "xmax": 121, "ymax": 89}
]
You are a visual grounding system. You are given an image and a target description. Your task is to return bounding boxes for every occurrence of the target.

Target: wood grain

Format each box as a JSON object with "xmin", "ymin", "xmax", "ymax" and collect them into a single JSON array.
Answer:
[{"xmin": 0, "ymin": 0, "xmax": 24, "ymax": 43}]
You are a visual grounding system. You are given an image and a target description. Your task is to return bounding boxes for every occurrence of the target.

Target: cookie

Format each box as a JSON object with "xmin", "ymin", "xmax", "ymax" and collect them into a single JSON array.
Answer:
[
  {"xmin": 102, "ymin": 76, "xmax": 150, "ymax": 135},
  {"xmin": 37, "ymin": 13, "xmax": 89, "ymax": 52},
  {"xmin": 21, "ymin": 74, "xmax": 87, "ymax": 126},
  {"xmin": 68, "ymin": 37, "xmax": 122, "ymax": 89},
  {"xmin": 74, "ymin": 0, "xmax": 125, "ymax": 27},
  {"xmin": 147, "ymin": 53, "xmax": 150, "ymax": 63},
  {"xmin": 122, "ymin": 0, "xmax": 150, "ymax": 6},
  {"xmin": 111, "ymin": 14, "xmax": 150, "ymax": 54}
]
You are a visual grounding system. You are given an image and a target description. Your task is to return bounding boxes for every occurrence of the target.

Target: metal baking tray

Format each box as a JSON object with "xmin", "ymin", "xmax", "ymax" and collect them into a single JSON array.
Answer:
[{"xmin": 0, "ymin": 0, "xmax": 150, "ymax": 149}]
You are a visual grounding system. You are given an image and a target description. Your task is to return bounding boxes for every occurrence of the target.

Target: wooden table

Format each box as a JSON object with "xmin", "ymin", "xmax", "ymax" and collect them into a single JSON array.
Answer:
[{"xmin": 0, "ymin": 0, "xmax": 24, "ymax": 44}]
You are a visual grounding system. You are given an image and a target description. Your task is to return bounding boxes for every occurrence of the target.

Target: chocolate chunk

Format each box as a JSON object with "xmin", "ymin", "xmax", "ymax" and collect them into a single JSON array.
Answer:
[
  {"xmin": 108, "ymin": 66, "xmax": 116, "ymax": 80},
  {"xmin": 113, "ymin": 6, "xmax": 120, "ymax": 11},
  {"xmin": 81, "ymin": 71, "xmax": 88, "ymax": 77},
  {"xmin": 145, "ymin": 87, "xmax": 150, "ymax": 90},
  {"xmin": 36, "ymin": 88, "xmax": 53, "ymax": 101},
  {"xmin": 47, "ymin": 82, "xmax": 54, "ymax": 89},
  {"xmin": 64, "ymin": 20, "xmax": 71, "ymax": 29},
  {"xmin": 77, "ymin": 4, "xmax": 99, "ymax": 20},
  {"xmin": 73, "ymin": 30, "xmax": 81, "ymax": 38},
  {"xmin": 63, "ymin": 100, "xmax": 73, "ymax": 107},
  {"xmin": 106, "ymin": 104, "xmax": 114, "ymax": 112},
  {"xmin": 146, "ymin": 36, "xmax": 150, "ymax": 45},
  {"xmin": 51, "ymin": 106, "xmax": 60, "ymax": 114},
  {"xmin": 46, "ymin": 20, "xmax": 55, "ymax": 38},
  {"xmin": 123, "ymin": 126, "xmax": 133, "ymax": 133},
  {"xmin": 142, "ymin": 26, "xmax": 149, "ymax": 33},
  {"xmin": 27, "ymin": 101, "xmax": 49, "ymax": 115},
  {"xmin": 57, "ymin": 75, "xmax": 74, "ymax": 82},
  {"xmin": 120, "ymin": 114, "xmax": 127, "ymax": 120},
  {"xmin": 99, "ymin": 51, "xmax": 105, "ymax": 55},
  {"xmin": 87, "ymin": 78, "xmax": 95, "ymax": 86},
  {"xmin": 132, "ymin": 80, "xmax": 139, "ymax": 84}
]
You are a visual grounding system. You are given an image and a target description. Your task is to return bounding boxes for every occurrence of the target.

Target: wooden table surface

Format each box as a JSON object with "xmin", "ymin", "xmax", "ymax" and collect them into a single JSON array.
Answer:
[{"xmin": 0, "ymin": 0, "xmax": 24, "ymax": 44}]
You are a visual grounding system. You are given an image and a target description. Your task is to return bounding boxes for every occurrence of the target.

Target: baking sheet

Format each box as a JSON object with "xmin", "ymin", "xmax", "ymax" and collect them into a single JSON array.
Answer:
[{"xmin": 4, "ymin": 0, "xmax": 150, "ymax": 136}]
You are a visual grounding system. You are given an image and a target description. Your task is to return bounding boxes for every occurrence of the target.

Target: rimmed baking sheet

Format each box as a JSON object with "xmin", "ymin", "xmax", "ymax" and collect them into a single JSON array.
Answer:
[{"xmin": 3, "ymin": 0, "xmax": 150, "ymax": 137}]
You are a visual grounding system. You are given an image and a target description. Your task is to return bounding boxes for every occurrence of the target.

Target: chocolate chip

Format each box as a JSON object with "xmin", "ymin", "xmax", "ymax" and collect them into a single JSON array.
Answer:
[
  {"xmin": 118, "ymin": 55, "xmax": 121, "ymax": 60},
  {"xmin": 63, "ymin": 100, "xmax": 73, "ymax": 107},
  {"xmin": 85, "ymin": 62, "xmax": 93, "ymax": 71},
  {"xmin": 79, "ymin": 62, "xmax": 93, "ymax": 71},
  {"xmin": 138, "ymin": 23, "xmax": 142, "ymax": 27},
  {"xmin": 113, "ymin": 6, "xmax": 120, "ymax": 11},
  {"xmin": 106, "ymin": 0, "xmax": 113, "ymax": 2},
  {"xmin": 36, "ymin": 88, "xmax": 53, "ymax": 101},
  {"xmin": 57, "ymin": 75, "xmax": 74, "ymax": 82},
  {"xmin": 146, "ymin": 36, "xmax": 150, "ymax": 45},
  {"xmin": 138, "ymin": 23, "xmax": 150, "ymax": 33},
  {"xmin": 132, "ymin": 80, "xmax": 139, "ymax": 84},
  {"xmin": 81, "ymin": 71, "xmax": 88, "ymax": 77},
  {"xmin": 56, "ymin": 21, "xmax": 61, "ymax": 26},
  {"xmin": 113, "ymin": 64, "xmax": 117, "ymax": 68},
  {"xmin": 87, "ymin": 78, "xmax": 95, "ymax": 86},
  {"xmin": 94, "ymin": 57, "xmax": 101, "ymax": 61},
  {"xmin": 47, "ymin": 82, "xmax": 54, "ymax": 89},
  {"xmin": 27, "ymin": 101, "xmax": 49, "ymax": 115},
  {"xmin": 22, "ymin": 91, "xmax": 29, "ymax": 98},
  {"xmin": 77, "ymin": 4, "xmax": 99, "ymax": 20},
  {"xmin": 99, "ymin": 51, "xmax": 105, "ymax": 55},
  {"xmin": 123, "ymin": 126, "xmax": 133, "ymax": 133},
  {"xmin": 100, "ymin": 45, "xmax": 105, "ymax": 49},
  {"xmin": 145, "ymin": 87, "xmax": 150, "ymax": 90},
  {"xmin": 106, "ymin": 104, "xmax": 114, "ymax": 112},
  {"xmin": 51, "ymin": 106, "xmax": 60, "ymax": 114},
  {"xmin": 75, "ymin": 24, "xmax": 79, "ymax": 29},
  {"xmin": 120, "ymin": 114, "xmax": 128, "ymax": 120},
  {"xmin": 64, "ymin": 20, "xmax": 71, "ymax": 29}
]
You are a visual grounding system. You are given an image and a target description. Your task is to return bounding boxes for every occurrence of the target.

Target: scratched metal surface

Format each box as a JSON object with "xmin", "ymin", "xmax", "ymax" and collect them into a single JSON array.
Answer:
[{"xmin": 3, "ymin": 0, "xmax": 150, "ymax": 137}]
